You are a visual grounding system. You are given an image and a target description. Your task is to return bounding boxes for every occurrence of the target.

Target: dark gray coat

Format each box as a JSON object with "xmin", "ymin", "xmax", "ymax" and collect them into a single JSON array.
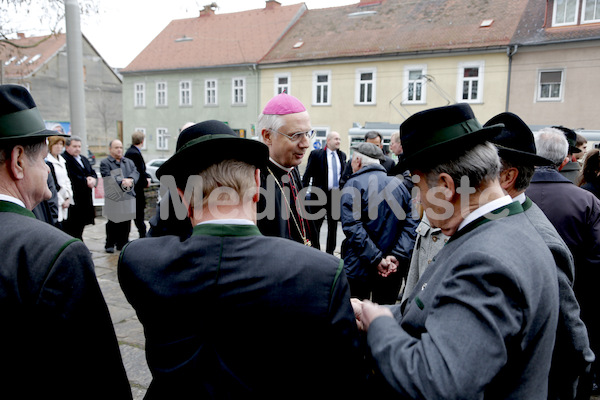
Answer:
[{"xmin": 368, "ymin": 203, "xmax": 558, "ymax": 399}]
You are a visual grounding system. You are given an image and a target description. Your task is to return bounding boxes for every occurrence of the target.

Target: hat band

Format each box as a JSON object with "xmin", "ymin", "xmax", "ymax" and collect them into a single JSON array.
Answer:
[
  {"xmin": 418, "ymin": 118, "xmax": 483, "ymax": 150},
  {"xmin": 0, "ymin": 107, "xmax": 47, "ymax": 138},
  {"xmin": 178, "ymin": 134, "xmax": 240, "ymax": 153}
]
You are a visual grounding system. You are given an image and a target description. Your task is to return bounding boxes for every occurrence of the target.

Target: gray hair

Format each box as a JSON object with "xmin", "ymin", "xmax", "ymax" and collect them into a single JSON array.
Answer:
[
  {"xmin": 354, "ymin": 151, "xmax": 379, "ymax": 168},
  {"xmin": 66, "ymin": 136, "xmax": 82, "ymax": 146},
  {"xmin": 390, "ymin": 131, "xmax": 400, "ymax": 144},
  {"xmin": 0, "ymin": 138, "xmax": 47, "ymax": 166},
  {"xmin": 534, "ymin": 128, "xmax": 568, "ymax": 167},
  {"xmin": 257, "ymin": 113, "xmax": 285, "ymax": 143},
  {"xmin": 424, "ymin": 142, "xmax": 501, "ymax": 189}
]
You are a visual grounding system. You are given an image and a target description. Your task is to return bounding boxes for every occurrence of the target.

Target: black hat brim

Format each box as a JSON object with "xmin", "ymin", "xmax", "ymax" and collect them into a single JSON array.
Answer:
[
  {"xmin": 156, "ymin": 135, "xmax": 268, "ymax": 181},
  {"xmin": 496, "ymin": 145, "xmax": 554, "ymax": 166},
  {"xmin": 399, "ymin": 124, "xmax": 503, "ymax": 171}
]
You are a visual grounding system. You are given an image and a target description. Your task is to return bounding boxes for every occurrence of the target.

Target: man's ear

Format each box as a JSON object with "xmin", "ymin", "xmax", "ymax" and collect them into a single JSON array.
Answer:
[
  {"xmin": 261, "ymin": 129, "xmax": 272, "ymax": 145},
  {"xmin": 176, "ymin": 187, "xmax": 193, "ymax": 219},
  {"xmin": 499, "ymin": 167, "xmax": 518, "ymax": 191},
  {"xmin": 252, "ymin": 169, "xmax": 260, "ymax": 203},
  {"xmin": 438, "ymin": 172, "xmax": 456, "ymax": 201},
  {"xmin": 9, "ymin": 146, "xmax": 26, "ymax": 180}
]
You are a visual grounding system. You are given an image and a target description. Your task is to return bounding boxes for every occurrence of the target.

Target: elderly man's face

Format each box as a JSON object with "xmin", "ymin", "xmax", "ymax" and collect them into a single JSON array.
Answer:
[
  {"xmin": 390, "ymin": 138, "xmax": 403, "ymax": 156},
  {"xmin": 413, "ymin": 171, "xmax": 454, "ymax": 233},
  {"xmin": 20, "ymin": 144, "xmax": 52, "ymax": 209},
  {"xmin": 65, "ymin": 140, "xmax": 81, "ymax": 157},
  {"xmin": 265, "ymin": 111, "xmax": 311, "ymax": 168},
  {"xmin": 110, "ymin": 140, "xmax": 124, "ymax": 161}
]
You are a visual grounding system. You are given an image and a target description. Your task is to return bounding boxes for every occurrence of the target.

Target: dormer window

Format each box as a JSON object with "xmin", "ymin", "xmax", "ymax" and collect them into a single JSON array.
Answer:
[{"xmin": 552, "ymin": 0, "xmax": 600, "ymax": 26}]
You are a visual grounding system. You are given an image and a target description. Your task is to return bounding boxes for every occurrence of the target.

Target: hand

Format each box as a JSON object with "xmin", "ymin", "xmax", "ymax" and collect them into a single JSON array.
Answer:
[
  {"xmin": 61, "ymin": 198, "xmax": 70, "ymax": 209},
  {"xmin": 351, "ymin": 298, "xmax": 365, "ymax": 331},
  {"xmin": 377, "ymin": 256, "xmax": 398, "ymax": 277},
  {"xmin": 146, "ymin": 178, "xmax": 151, "ymax": 188},
  {"xmin": 121, "ymin": 178, "xmax": 134, "ymax": 188},
  {"xmin": 360, "ymin": 300, "xmax": 393, "ymax": 331},
  {"xmin": 86, "ymin": 176, "xmax": 96, "ymax": 189}
]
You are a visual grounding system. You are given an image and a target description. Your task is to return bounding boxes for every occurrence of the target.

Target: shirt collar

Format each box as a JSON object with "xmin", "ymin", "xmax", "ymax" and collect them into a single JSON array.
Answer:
[
  {"xmin": 458, "ymin": 195, "xmax": 513, "ymax": 232},
  {"xmin": 0, "ymin": 194, "xmax": 25, "ymax": 208},
  {"xmin": 269, "ymin": 157, "xmax": 293, "ymax": 173},
  {"xmin": 514, "ymin": 192, "xmax": 527, "ymax": 205},
  {"xmin": 197, "ymin": 219, "xmax": 254, "ymax": 226}
]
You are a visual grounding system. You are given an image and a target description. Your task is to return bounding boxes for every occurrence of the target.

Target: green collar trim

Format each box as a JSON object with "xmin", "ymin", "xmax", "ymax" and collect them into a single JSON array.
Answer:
[
  {"xmin": 192, "ymin": 223, "xmax": 262, "ymax": 238},
  {"xmin": 522, "ymin": 196, "xmax": 533, "ymax": 211},
  {"xmin": 447, "ymin": 201, "xmax": 524, "ymax": 245},
  {"xmin": 0, "ymin": 200, "xmax": 35, "ymax": 218}
]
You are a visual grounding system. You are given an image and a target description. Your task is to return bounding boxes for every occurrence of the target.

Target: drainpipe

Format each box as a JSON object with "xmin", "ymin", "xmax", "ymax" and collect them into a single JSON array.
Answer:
[{"xmin": 506, "ymin": 44, "xmax": 518, "ymax": 112}]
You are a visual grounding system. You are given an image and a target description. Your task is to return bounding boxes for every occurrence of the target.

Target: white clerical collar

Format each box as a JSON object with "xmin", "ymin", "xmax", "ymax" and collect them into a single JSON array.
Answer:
[
  {"xmin": 197, "ymin": 219, "xmax": 254, "ymax": 226},
  {"xmin": 458, "ymin": 195, "xmax": 513, "ymax": 232},
  {"xmin": 269, "ymin": 157, "xmax": 293, "ymax": 173},
  {"xmin": 514, "ymin": 192, "xmax": 527, "ymax": 205},
  {"xmin": 0, "ymin": 194, "xmax": 25, "ymax": 208}
]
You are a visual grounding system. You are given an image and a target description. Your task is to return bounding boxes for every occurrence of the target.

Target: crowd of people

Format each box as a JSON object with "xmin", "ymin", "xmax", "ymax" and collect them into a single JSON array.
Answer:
[{"xmin": 2, "ymin": 83, "xmax": 600, "ymax": 399}]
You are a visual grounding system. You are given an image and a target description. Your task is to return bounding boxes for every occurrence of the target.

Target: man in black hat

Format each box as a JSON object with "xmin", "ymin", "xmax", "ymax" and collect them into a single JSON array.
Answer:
[
  {"xmin": 118, "ymin": 120, "xmax": 365, "ymax": 399},
  {"xmin": 553, "ymin": 125, "xmax": 583, "ymax": 183},
  {"xmin": 352, "ymin": 103, "xmax": 559, "ymax": 399},
  {"xmin": 0, "ymin": 85, "xmax": 131, "ymax": 399},
  {"xmin": 526, "ymin": 127, "xmax": 600, "ymax": 397},
  {"xmin": 340, "ymin": 142, "xmax": 417, "ymax": 304},
  {"xmin": 486, "ymin": 113, "xmax": 594, "ymax": 400}
]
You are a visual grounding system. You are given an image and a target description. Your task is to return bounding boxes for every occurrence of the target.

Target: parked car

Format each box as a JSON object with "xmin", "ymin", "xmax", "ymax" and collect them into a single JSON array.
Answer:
[
  {"xmin": 87, "ymin": 149, "xmax": 96, "ymax": 166},
  {"xmin": 146, "ymin": 159, "xmax": 167, "ymax": 183}
]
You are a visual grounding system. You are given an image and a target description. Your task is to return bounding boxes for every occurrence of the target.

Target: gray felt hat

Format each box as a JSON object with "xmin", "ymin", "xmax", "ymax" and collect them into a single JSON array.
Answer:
[{"xmin": 351, "ymin": 142, "xmax": 385, "ymax": 160}]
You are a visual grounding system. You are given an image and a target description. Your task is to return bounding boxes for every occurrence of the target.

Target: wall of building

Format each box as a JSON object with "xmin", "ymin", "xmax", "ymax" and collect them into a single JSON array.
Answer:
[
  {"xmin": 259, "ymin": 51, "xmax": 509, "ymax": 157},
  {"xmin": 122, "ymin": 66, "xmax": 260, "ymax": 161},
  {"xmin": 508, "ymin": 40, "xmax": 600, "ymax": 130}
]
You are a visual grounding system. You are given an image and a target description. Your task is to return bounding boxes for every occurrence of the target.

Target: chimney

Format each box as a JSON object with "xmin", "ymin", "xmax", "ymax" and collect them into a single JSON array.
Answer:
[
  {"xmin": 265, "ymin": 0, "xmax": 281, "ymax": 10},
  {"xmin": 200, "ymin": 2, "xmax": 217, "ymax": 17},
  {"xmin": 17, "ymin": 33, "xmax": 26, "ymax": 39}
]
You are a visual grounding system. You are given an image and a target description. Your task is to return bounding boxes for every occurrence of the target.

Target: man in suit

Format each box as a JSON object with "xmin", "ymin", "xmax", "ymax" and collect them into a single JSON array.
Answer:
[
  {"xmin": 62, "ymin": 135, "xmax": 98, "ymax": 240},
  {"xmin": 257, "ymin": 92, "xmax": 319, "ymax": 247},
  {"xmin": 340, "ymin": 130, "xmax": 394, "ymax": 187},
  {"xmin": 100, "ymin": 139, "xmax": 139, "ymax": 253},
  {"xmin": 526, "ymin": 127, "xmax": 600, "ymax": 397},
  {"xmin": 0, "ymin": 84, "xmax": 131, "ymax": 399},
  {"xmin": 124, "ymin": 130, "xmax": 151, "ymax": 238},
  {"xmin": 302, "ymin": 131, "xmax": 346, "ymax": 253},
  {"xmin": 353, "ymin": 104, "xmax": 559, "ymax": 399},
  {"xmin": 485, "ymin": 112, "xmax": 594, "ymax": 400},
  {"xmin": 118, "ymin": 121, "xmax": 365, "ymax": 398},
  {"xmin": 554, "ymin": 125, "xmax": 582, "ymax": 183}
]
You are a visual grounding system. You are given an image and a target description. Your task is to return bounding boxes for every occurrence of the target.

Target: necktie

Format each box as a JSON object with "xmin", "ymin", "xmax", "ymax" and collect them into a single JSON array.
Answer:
[{"xmin": 331, "ymin": 152, "xmax": 338, "ymax": 188}]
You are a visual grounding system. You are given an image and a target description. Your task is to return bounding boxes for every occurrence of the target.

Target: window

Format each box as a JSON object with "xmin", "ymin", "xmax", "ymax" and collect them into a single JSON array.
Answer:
[
  {"xmin": 538, "ymin": 70, "xmax": 564, "ymax": 101},
  {"xmin": 457, "ymin": 62, "xmax": 484, "ymax": 103},
  {"xmin": 179, "ymin": 81, "xmax": 192, "ymax": 106},
  {"xmin": 583, "ymin": 0, "xmax": 600, "ymax": 22},
  {"xmin": 134, "ymin": 83, "xmax": 145, "ymax": 107},
  {"xmin": 232, "ymin": 78, "xmax": 246, "ymax": 105},
  {"xmin": 157, "ymin": 128, "xmax": 169, "ymax": 150},
  {"xmin": 553, "ymin": 0, "xmax": 579, "ymax": 26},
  {"xmin": 156, "ymin": 82, "xmax": 167, "ymax": 107},
  {"xmin": 313, "ymin": 127, "xmax": 329, "ymax": 150},
  {"xmin": 275, "ymin": 73, "xmax": 291, "ymax": 95},
  {"xmin": 135, "ymin": 128, "xmax": 147, "ymax": 150},
  {"xmin": 403, "ymin": 65, "xmax": 427, "ymax": 104},
  {"xmin": 313, "ymin": 71, "xmax": 331, "ymax": 105},
  {"xmin": 205, "ymin": 79, "xmax": 217, "ymax": 105},
  {"xmin": 355, "ymin": 68, "xmax": 376, "ymax": 104}
]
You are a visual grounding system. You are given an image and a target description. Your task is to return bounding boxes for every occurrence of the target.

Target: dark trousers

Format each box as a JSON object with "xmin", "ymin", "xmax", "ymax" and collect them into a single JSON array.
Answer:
[
  {"xmin": 313, "ymin": 190, "xmax": 339, "ymax": 254},
  {"xmin": 105, "ymin": 220, "xmax": 131, "ymax": 249},
  {"xmin": 347, "ymin": 257, "xmax": 410, "ymax": 305},
  {"xmin": 133, "ymin": 189, "xmax": 147, "ymax": 238}
]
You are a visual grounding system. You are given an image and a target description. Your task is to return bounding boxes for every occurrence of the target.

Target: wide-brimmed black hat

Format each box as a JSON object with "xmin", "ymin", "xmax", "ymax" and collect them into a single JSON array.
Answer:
[
  {"xmin": 0, "ymin": 84, "xmax": 67, "ymax": 141},
  {"xmin": 552, "ymin": 125, "xmax": 582, "ymax": 154},
  {"xmin": 484, "ymin": 112, "xmax": 553, "ymax": 166},
  {"xmin": 156, "ymin": 120, "xmax": 268, "ymax": 181},
  {"xmin": 399, "ymin": 103, "xmax": 503, "ymax": 170}
]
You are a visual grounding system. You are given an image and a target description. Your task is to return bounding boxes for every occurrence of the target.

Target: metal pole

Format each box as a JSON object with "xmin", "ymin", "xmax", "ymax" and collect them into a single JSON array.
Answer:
[{"xmin": 65, "ymin": 0, "xmax": 87, "ymax": 149}]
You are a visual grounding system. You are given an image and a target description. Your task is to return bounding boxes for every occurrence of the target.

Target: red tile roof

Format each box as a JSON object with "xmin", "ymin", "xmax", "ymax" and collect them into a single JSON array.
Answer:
[
  {"xmin": 261, "ymin": 0, "xmax": 530, "ymax": 64},
  {"xmin": 121, "ymin": 2, "xmax": 306, "ymax": 73},
  {"xmin": 0, "ymin": 34, "xmax": 66, "ymax": 79}
]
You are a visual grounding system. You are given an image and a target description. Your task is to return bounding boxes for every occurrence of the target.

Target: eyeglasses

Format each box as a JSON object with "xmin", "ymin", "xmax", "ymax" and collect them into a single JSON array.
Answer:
[{"xmin": 269, "ymin": 128, "xmax": 316, "ymax": 142}]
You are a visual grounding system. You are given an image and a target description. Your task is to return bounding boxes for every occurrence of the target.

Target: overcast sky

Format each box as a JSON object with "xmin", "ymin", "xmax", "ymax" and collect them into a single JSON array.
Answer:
[{"xmin": 38, "ymin": 0, "xmax": 356, "ymax": 68}]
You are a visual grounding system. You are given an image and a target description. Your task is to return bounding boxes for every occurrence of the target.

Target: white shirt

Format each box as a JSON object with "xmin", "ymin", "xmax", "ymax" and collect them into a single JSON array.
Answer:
[
  {"xmin": 514, "ymin": 192, "xmax": 527, "ymax": 205},
  {"xmin": 458, "ymin": 195, "xmax": 513, "ymax": 232},
  {"xmin": 326, "ymin": 148, "xmax": 341, "ymax": 190},
  {"xmin": 0, "ymin": 194, "xmax": 25, "ymax": 208},
  {"xmin": 197, "ymin": 219, "xmax": 254, "ymax": 226}
]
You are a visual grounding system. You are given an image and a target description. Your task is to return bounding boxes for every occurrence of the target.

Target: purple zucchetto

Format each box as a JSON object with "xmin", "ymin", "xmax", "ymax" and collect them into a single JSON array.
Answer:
[{"xmin": 261, "ymin": 93, "xmax": 306, "ymax": 115}]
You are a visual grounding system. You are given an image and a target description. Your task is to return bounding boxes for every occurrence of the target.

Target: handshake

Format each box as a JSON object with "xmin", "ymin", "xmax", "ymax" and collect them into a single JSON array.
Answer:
[{"xmin": 351, "ymin": 298, "xmax": 394, "ymax": 332}]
